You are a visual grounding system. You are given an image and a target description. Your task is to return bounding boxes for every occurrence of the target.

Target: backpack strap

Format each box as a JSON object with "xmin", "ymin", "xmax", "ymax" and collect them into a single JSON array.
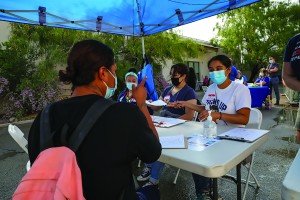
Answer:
[
  {"xmin": 68, "ymin": 98, "xmax": 115, "ymax": 152},
  {"xmin": 40, "ymin": 98, "xmax": 116, "ymax": 152},
  {"xmin": 40, "ymin": 103, "xmax": 53, "ymax": 151}
]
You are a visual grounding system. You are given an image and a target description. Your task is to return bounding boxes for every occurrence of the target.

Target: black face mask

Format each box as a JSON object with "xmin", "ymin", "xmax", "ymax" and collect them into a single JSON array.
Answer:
[{"xmin": 171, "ymin": 77, "xmax": 181, "ymax": 86}]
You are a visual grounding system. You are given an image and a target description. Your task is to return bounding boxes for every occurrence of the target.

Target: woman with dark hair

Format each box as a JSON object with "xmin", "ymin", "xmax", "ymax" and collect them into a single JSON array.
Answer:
[
  {"xmin": 28, "ymin": 40, "xmax": 161, "ymax": 200},
  {"xmin": 171, "ymin": 55, "xmax": 251, "ymax": 199},
  {"xmin": 187, "ymin": 67, "xmax": 197, "ymax": 90},
  {"xmin": 137, "ymin": 63, "xmax": 197, "ymax": 187}
]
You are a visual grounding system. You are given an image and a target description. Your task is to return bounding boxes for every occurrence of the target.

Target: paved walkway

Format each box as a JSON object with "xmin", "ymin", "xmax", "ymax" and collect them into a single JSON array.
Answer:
[{"xmin": 0, "ymin": 85, "xmax": 299, "ymax": 200}]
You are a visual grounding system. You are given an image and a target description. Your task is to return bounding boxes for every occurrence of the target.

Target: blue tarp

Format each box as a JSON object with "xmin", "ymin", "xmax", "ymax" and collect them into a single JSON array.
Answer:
[
  {"xmin": 138, "ymin": 64, "xmax": 159, "ymax": 101},
  {"xmin": 0, "ymin": 0, "xmax": 260, "ymax": 36}
]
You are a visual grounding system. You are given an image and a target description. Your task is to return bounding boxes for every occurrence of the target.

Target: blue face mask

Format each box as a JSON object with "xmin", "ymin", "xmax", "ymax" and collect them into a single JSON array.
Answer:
[
  {"xmin": 102, "ymin": 69, "xmax": 117, "ymax": 99},
  {"xmin": 126, "ymin": 82, "xmax": 137, "ymax": 91},
  {"xmin": 209, "ymin": 70, "xmax": 227, "ymax": 85}
]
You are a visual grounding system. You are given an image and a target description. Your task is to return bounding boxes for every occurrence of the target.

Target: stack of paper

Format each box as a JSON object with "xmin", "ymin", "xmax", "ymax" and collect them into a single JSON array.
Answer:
[
  {"xmin": 146, "ymin": 100, "xmax": 167, "ymax": 106},
  {"xmin": 151, "ymin": 116, "xmax": 186, "ymax": 128},
  {"xmin": 218, "ymin": 128, "xmax": 269, "ymax": 142},
  {"xmin": 159, "ymin": 135, "xmax": 186, "ymax": 149}
]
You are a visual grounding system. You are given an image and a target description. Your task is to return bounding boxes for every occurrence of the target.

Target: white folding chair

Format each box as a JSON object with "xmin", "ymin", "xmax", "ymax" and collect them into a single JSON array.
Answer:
[
  {"xmin": 8, "ymin": 124, "xmax": 31, "ymax": 171},
  {"xmin": 242, "ymin": 108, "xmax": 262, "ymax": 199},
  {"xmin": 223, "ymin": 108, "xmax": 262, "ymax": 199}
]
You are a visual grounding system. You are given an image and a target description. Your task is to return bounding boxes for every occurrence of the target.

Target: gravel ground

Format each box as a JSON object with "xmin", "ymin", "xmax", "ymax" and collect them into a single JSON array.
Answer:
[{"xmin": 0, "ymin": 90, "xmax": 299, "ymax": 200}]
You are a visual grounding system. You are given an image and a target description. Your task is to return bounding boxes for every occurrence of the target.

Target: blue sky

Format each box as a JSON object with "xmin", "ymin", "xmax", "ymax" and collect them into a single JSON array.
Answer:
[{"xmin": 175, "ymin": 0, "xmax": 299, "ymax": 41}]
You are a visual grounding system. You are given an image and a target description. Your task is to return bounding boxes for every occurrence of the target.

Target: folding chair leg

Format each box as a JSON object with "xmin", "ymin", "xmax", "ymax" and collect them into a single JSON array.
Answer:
[
  {"xmin": 250, "ymin": 171, "xmax": 260, "ymax": 189},
  {"xmin": 26, "ymin": 160, "xmax": 31, "ymax": 172},
  {"xmin": 243, "ymin": 153, "xmax": 255, "ymax": 200},
  {"xmin": 173, "ymin": 168, "xmax": 181, "ymax": 184}
]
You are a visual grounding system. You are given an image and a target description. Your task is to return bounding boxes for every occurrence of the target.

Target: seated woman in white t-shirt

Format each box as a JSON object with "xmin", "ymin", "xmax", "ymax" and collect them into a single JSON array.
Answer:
[{"xmin": 170, "ymin": 54, "xmax": 251, "ymax": 199}]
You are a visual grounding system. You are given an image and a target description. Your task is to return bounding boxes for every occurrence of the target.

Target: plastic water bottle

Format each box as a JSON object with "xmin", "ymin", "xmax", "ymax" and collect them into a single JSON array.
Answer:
[
  {"xmin": 259, "ymin": 80, "xmax": 262, "ymax": 87},
  {"xmin": 204, "ymin": 111, "xmax": 217, "ymax": 139}
]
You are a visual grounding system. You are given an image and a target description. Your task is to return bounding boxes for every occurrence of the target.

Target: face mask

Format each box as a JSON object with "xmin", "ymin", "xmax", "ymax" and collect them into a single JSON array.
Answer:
[
  {"xmin": 269, "ymin": 60, "xmax": 273, "ymax": 64},
  {"xmin": 171, "ymin": 77, "xmax": 182, "ymax": 86},
  {"xmin": 259, "ymin": 73, "xmax": 264, "ymax": 77},
  {"xmin": 209, "ymin": 70, "xmax": 227, "ymax": 85},
  {"xmin": 102, "ymin": 69, "xmax": 117, "ymax": 99},
  {"xmin": 126, "ymin": 82, "xmax": 137, "ymax": 90}
]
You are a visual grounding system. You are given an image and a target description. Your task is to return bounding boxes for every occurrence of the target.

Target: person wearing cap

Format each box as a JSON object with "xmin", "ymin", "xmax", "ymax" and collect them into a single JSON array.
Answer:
[{"xmin": 118, "ymin": 68, "xmax": 153, "ymax": 115}]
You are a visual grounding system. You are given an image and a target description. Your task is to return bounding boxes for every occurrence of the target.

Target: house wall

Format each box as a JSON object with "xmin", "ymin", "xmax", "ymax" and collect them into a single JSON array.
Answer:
[
  {"xmin": 0, "ymin": 21, "xmax": 10, "ymax": 43},
  {"xmin": 161, "ymin": 46, "xmax": 222, "ymax": 83}
]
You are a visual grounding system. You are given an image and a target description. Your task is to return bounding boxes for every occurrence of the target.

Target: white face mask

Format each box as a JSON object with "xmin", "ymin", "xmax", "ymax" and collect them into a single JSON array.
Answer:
[
  {"xmin": 269, "ymin": 59, "xmax": 273, "ymax": 64},
  {"xmin": 126, "ymin": 82, "xmax": 137, "ymax": 91},
  {"xmin": 102, "ymin": 69, "xmax": 117, "ymax": 99},
  {"xmin": 259, "ymin": 73, "xmax": 264, "ymax": 77}
]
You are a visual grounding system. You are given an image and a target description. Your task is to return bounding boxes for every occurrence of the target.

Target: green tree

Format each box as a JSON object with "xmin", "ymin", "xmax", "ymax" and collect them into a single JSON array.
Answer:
[
  {"xmin": 0, "ymin": 24, "xmax": 204, "ymax": 118},
  {"xmin": 212, "ymin": 0, "xmax": 300, "ymax": 69}
]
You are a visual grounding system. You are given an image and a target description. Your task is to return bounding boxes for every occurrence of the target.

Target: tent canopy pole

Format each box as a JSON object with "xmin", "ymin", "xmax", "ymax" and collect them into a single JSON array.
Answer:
[{"xmin": 141, "ymin": 36, "xmax": 145, "ymax": 60}]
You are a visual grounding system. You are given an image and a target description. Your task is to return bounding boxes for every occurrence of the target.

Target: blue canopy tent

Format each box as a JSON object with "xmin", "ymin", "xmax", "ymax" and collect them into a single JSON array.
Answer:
[
  {"xmin": 0, "ymin": 0, "xmax": 260, "ymax": 37},
  {"xmin": 0, "ymin": 0, "xmax": 260, "ymax": 99}
]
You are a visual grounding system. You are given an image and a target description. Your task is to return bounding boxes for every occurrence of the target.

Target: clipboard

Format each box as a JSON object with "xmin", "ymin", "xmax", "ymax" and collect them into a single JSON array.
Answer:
[{"xmin": 217, "ymin": 128, "xmax": 269, "ymax": 143}]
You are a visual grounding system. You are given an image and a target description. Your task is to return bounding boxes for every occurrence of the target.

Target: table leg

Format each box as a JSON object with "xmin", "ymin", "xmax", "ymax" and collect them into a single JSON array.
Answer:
[
  {"xmin": 237, "ymin": 163, "xmax": 242, "ymax": 200},
  {"xmin": 212, "ymin": 178, "xmax": 218, "ymax": 200}
]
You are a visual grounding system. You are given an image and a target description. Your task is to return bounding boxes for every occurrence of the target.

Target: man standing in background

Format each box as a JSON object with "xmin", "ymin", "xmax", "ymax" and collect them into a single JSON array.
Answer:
[
  {"xmin": 282, "ymin": 33, "xmax": 300, "ymax": 142},
  {"xmin": 267, "ymin": 56, "xmax": 280, "ymax": 105}
]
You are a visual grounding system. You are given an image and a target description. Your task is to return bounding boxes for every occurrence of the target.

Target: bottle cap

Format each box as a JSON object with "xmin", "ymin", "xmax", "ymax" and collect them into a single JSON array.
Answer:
[
  {"xmin": 207, "ymin": 115, "xmax": 212, "ymax": 121},
  {"xmin": 207, "ymin": 110, "xmax": 212, "ymax": 121}
]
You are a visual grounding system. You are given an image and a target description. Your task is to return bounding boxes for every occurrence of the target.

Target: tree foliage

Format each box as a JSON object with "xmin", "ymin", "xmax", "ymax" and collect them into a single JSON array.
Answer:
[
  {"xmin": 212, "ymin": 0, "xmax": 300, "ymax": 69},
  {"xmin": 0, "ymin": 23, "xmax": 204, "ymax": 118}
]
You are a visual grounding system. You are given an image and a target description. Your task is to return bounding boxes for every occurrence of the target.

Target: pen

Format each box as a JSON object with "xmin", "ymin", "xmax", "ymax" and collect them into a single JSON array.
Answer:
[{"xmin": 224, "ymin": 135, "xmax": 245, "ymax": 141}]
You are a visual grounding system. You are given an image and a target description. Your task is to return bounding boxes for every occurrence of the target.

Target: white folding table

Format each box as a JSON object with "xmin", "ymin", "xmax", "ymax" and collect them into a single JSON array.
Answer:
[{"xmin": 157, "ymin": 121, "xmax": 269, "ymax": 200}]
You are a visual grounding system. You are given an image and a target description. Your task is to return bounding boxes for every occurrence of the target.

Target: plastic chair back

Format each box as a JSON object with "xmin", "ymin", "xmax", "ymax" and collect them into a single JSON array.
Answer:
[
  {"xmin": 247, "ymin": 108, "xmax": 262, "ymax": 129},
  {"xmin": 8, "ymin": 124, "xmax": 28, "ymax": 153}
]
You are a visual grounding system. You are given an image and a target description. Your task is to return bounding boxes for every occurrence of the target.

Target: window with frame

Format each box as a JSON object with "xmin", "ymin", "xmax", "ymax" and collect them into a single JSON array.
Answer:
[{"xmin": 187, "ymin": 61, "xmax": 200, "ymax": 81}]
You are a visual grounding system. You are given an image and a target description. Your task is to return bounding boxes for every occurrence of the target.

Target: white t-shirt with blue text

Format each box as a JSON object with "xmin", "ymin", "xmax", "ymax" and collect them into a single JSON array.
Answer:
[{"xmin": 201, "ymin": 81, "xmax": 251, "ymax": 127}]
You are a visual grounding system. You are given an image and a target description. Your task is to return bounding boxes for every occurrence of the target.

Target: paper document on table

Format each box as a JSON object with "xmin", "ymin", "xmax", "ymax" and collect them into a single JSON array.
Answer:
[
  {"xmin": 187, "ymin": 134, "xmax": 220, "ymax": 151},
  {"xmin": 146, "ymin": 100, "xmax": 167, "ymax": 106},
  {"xmin": 151, "ymin": 116, "xmax": 186, "ymax": 128},
  {"xmin": 159, "ymin": 135, "xmax": 186, "ymax": 149},
  {"xmin": 218, "ymin": 128, "xmax": 269, "ymax": 142}
]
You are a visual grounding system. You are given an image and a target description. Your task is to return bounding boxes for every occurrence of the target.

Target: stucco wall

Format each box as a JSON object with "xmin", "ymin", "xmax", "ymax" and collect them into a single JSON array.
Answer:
[
  {"xmin": 0, "ymin": 21, "xmax": 10, "ymax": 43},
  {"xmin": 161, "ymin": 47, "xmax": 223, "ymax": 83}
]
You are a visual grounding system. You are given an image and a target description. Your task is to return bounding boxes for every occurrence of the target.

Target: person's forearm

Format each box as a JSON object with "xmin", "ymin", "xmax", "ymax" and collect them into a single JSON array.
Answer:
[
  {"xmin": 212, "ymin": 112, "xmax": 249, "ymax": 125},
  {"xmin": 138, "ymin": 103, "xmax": 159, "ymax": 139},
  {"xmin": 184, "ymin": 102, "xmax": 205, "ymax": 113},
  {"xmin": 283, "ymin": 76, "xmax": 300, "ymax": 91}
]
